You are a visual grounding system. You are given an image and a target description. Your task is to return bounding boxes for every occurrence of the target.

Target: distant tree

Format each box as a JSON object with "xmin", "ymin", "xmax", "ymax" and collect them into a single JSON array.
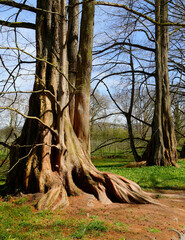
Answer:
[
  {"xmin": 94, "ymin": 0, "xmax": 180, "ymax": 166},
  {"xmin": 142, "ymin": 0, "xmax": 178, "ymax": 166}
]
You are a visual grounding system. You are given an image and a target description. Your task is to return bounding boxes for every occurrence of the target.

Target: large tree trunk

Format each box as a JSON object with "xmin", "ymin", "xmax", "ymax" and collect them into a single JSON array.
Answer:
[
  {"xmin": 142, "ymin": 0, "xmax": 177, "ymax": 166},
  {"xmin": 6, "ymin": 0, "xmax": 156, "ymax": 209}
]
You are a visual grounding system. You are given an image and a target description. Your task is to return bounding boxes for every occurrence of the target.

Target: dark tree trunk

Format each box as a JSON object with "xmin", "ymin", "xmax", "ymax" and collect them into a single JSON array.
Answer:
[
  {"xmin": 180, "ymin": 142, "xmax": 185, "ymax": 158},
  {"xmin": 127, "ymin": 44, "xmax": 141, "ymax": 162},
  {"xmin": 6, "ymin": 0, "xmax": 156, "ymax": 209},
  {"xmin": 126, "ymin": 115, "xmax": 141, "ymax": 162},
  {"xmin": 142, "ymin": 0, "xmax": 177, "ymax": 166}
]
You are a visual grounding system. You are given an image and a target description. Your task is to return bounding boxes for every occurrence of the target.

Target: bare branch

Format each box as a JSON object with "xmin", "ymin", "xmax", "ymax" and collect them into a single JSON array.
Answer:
[
  {"xmin": 0, "ymin": 107, "xmax": 58, "ymax": 137},
  {"xmin": 96, "ymin": 1, "xmax": 185, "ymax": 27},
  {"xmin": 0, "ymin": 142, "xmax": 11, "ymax": 149},
  {"xmin": 91, "ymin": 137, "xmax": 149, "ymax": 154},
  {"xmin": 0, "ymin": 20, "xmax": 35, "ymax": 29},
  {"xmin": 0, "ymin": 47, "xmax": 76, "ymax": 90},
  {"xmin": 0, "ymin": 0, "xmax": 60, "ymax": 14},
  {"xmin": 94, "ymin": 41, "xmax": 155, "ymax": 55},
  {"xmin": 0, "ymin": 89, "xmax": 59, "ymax": 107},
  {"xmin": 7, "ymin": 143, "xmax": 60, "ymax": 173},
  {"xmin": 100, "ymin": 80, "xmax": 152, "ymax": 127}
]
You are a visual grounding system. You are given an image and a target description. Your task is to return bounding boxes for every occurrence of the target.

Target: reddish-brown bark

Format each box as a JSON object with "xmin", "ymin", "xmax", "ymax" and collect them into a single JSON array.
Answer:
[{"xmin": 6, "ymin": 0, "xmax": 156, "ymax": 209}]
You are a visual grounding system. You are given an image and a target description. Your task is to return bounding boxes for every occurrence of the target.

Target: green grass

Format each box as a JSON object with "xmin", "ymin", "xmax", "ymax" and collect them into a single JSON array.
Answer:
[
  {"xmin": 70, "ymin": 220, "xmax": 108, "ymax": 239},
  {"xmin": 0, "ymin": 200, "xmax": 109, "ymax": 240},
  {"xmin": 148, "ymin": 227, "xmax": 161, "ymax": 233},
  {"xmin": 92, "ymin": 154, "xmax": 133, "ymax": 168},
  {"xmin": 113, "ymin": 221, "xmax": 128, "ymax": 233},
  {"xmin": 93, "ymin": 158, "xmax": 185, "ymax": 190}
]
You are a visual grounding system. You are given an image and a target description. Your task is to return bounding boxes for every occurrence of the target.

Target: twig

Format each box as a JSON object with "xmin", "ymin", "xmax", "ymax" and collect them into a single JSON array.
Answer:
[{"xmin": 0, "ymin": 106, "xmax": 58, "ymax": 137}]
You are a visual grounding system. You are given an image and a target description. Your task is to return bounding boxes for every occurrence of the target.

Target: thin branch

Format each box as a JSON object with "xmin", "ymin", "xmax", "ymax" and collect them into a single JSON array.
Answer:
[
  {"xmin": 0, "ymin": 142, "xmax": 11, "ymax": 149},
  {"xmin": 144, "ymin": 0, "xmax": 155, "ymax": 6},
  {"xmin": 0, "ymin": 20, "xmax": 35, "ymax": 29},
  {"xmin": 91, "ymin": 137, "xmax": 148, "ymax": 154},
  {"xmin": 0, "ymin": 47, "xmax": 75, "ymax": 90},
  {"xmin": 0, "ymin": 89, "xmax": 60, "ymax": 107},
  {"xmin": 93, "ymin": 41, "xmax": 155, "ymax": 55},
  {"xmin": 100, "ymin": 80, "xmax": 152, "ymax": 127},
  {"xmin": 90, "ymin": 112, "xmax": 121, "ymax": 122},
  {"xmin": 7, "ymin": 143, "xmax": 60, "ymax": 173},
  {"xmin": 0, "ymin": 0, "xmax": 60, "ymax": 14},
  {"xmin": 0, "ymin": 107, "xmax": 58, "ymax": 137},
  {"xmin": 0, "ymin": 154, "xmax": 9, "ymax": 168},
  {"xmin": 96, "ymin": 1, "xmax": 185, "ymax": 27}
]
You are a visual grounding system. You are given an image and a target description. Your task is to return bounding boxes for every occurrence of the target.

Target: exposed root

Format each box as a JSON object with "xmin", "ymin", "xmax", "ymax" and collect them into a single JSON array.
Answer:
[
  {"xmin": 36, "ymin": 186, "xmax": 69, "ymax": 210},
  {"xmin": 122, "ymin": 161, "xmax": 146, "ymax": 168},
  {"xmin": 170, "ymin": 229, "xmax": 185, "ymax": 240},
  {"xmin": 99, "ymin": 172, "xmax": 158, "ymax": 205},
  {"xmin": 73, "ymin": 165, "xmax": 158, "ymax": 205}
]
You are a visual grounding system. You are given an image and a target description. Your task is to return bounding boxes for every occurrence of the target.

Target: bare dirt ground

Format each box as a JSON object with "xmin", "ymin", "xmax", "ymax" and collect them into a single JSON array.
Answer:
[{"xmin": 65, "ymin": 190, "xmax": 185, "ymax": 240}]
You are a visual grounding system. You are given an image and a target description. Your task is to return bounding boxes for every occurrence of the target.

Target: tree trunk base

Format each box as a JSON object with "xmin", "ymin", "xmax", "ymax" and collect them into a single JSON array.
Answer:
[
  {"xmin": 28, "ymin": 172, "xmax": 157, "ymax": 210},
  {"xmin": 36, "ymin": 186, "xmax": 69, "ymax": 210},
  {"xmin": 7, "ymin": 116, "xmax": 157, "ymax": 210}
]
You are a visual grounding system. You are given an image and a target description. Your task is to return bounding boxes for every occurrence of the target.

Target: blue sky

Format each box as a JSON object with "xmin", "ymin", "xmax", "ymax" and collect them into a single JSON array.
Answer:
[{"xmin": 0, "ymin": 1, "xmax": 159, "ymax": 127}]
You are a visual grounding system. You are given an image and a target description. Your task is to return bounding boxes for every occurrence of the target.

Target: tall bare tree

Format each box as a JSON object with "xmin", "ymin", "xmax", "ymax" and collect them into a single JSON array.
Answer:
[
  {"xmin": 142, "ymin": 0, "xmax": 178, "ymax": 166},
  {"xmin": 94, "ymin": 0, "xmax": 180, "ymax": 166},
  {"xmin": 0, "ymin": 0, "xmax": 154, "ymax": 209}
]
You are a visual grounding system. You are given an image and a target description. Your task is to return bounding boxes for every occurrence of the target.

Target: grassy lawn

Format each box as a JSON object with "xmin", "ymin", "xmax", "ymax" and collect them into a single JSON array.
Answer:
[
  {"xmin": 92, "ymin": 157, "xmax": 185, "ymax": 190},
  {"xmin": 0, "ymin": 199, "xmax": 128, "ymax": 240}
]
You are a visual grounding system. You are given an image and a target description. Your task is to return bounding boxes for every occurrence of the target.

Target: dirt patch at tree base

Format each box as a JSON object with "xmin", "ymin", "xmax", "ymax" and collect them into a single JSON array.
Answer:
[{"xmin": 65, "ymin": 190, "xmax": 185, "ymax": 240}]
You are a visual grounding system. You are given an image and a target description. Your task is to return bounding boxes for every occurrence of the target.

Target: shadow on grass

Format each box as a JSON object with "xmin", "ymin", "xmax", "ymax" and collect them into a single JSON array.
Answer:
[{"xmin": 137, "ymin": 170, "xmax": 185, "ymax": 190}]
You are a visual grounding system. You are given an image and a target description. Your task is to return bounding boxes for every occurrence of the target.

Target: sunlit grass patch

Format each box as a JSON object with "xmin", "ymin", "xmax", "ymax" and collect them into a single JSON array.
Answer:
[
  {"xmin": 0, "ymin": 200, "xmax": 110, "ymax": 240},
  {"xmin": 93, "ymin": 158, "xmax": 185, "ymax": 190}
]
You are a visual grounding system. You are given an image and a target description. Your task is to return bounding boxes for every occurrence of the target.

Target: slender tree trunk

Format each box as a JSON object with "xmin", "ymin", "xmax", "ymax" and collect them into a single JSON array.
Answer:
[
  {"xmin": 73, "ymin": 0, "xmax": 95, "ymax": 154},
  {"xmin": 126, "ymin": 115, "xmax": 141, "ymax": 162},
  {"xmin": 68, "ymin": 0, "xmax": 79, "ymax": 126},
  {"xmin": 127, "ymin": 44, "xmax": 141, "ymax": 162},
  {"xmin": 6, "ymin": 0, "xmax": 156, "ymax": 209},
  {"xmin": 142, "ymin": 0, "xmax": 177, "ymax": 166}
]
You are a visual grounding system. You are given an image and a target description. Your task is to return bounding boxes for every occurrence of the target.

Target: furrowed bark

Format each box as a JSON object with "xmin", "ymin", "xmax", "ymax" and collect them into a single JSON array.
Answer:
[
  {"xmin": 142, "ymin": 0, "xmax": 177, "ymax": 166},
  {"xmin": 6, "ymin": 0, "xmax": 157, "ymax": 209},
  {"xmin": 73, "ymin": 0, "xmax": 95, "ymax": 154}
]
